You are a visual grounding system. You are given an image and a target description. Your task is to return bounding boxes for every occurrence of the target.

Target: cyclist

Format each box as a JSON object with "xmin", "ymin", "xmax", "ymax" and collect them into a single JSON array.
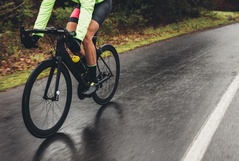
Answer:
[{"xmin": 23, "ymin": 0, "xmax": 112, "ymax": 96}]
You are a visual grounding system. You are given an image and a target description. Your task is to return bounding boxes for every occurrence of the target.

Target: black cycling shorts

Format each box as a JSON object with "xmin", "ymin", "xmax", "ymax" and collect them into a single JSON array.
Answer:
[{"xmin": 69, "ymin": 0, "xmax": 112, "ymax": 26}]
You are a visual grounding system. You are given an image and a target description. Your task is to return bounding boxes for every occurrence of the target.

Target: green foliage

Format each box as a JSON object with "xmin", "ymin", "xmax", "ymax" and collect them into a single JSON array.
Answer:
[
  {"xmin": 100, "ymin": 15, "xmax": 120, "ymax": 36},
  {"xmin": 112, "ymin": 0, "xmax": 216, "ymax": 26},
  {"xmin": 0, "ymin": 0, "xmax": 35, "ymax": 32},
  {"xmin": 113, "ymin": 10, "xmax": 148, "ymax": 30},
  {"xmin": 17, "ymin": 0, "xmax": 36, "ymax": 26},
  {"xmin": 52, "ymin": 7, "xmax": 73, "ymax": 27},
  {"xmin": 215, "ymin": 0, "xmax": 239, "ymax": 11}
]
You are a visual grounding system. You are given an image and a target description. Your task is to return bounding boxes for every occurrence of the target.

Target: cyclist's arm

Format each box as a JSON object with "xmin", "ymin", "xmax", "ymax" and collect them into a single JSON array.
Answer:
[
  {"xmin": 74, "ymin": 0, "xmax": 95, "ymax": 41},
  {"xmin": 33, "ymin": 0, "xmax": 55, "ymax": 37}
]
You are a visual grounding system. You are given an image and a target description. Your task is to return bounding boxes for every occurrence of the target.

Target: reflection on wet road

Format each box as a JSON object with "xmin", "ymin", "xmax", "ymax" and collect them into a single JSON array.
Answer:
[{"xmin": 33, "ymin": 102, "xmax": 123, "ymax": 161}]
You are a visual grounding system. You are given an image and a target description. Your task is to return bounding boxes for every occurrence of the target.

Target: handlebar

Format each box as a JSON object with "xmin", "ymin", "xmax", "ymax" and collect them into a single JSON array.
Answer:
[{"xmin": 20, "ymin": 26, "xmax": 75, "ymax": 39}]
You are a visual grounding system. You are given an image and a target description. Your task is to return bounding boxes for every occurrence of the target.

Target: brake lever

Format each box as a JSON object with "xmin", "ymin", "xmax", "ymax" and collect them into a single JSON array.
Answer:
[{"xmin": 20, "ymin": 26, "xmax": 28, "ymax": 44}]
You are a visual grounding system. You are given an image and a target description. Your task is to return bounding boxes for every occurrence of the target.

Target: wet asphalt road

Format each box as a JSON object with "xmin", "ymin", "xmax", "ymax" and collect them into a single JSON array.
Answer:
[{"xmin": 1, "ymin": 23, "xmax": 239, "ymax": 161}]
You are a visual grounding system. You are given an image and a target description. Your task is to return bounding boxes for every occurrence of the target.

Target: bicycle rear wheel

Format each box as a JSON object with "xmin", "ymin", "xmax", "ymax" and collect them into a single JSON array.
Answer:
[
  {"xmin": 22, "ymin": 59, "xmax": 72, "ymax": 138},
  {"xmin": 93, "ymin": 44, "xmax": 120, "ymax": 105}
]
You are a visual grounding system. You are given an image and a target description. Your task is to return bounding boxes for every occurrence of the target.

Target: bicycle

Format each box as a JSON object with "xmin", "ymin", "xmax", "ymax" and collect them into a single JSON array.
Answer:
[{"xmin": 20, "ymin": 26, "xmax": 120, "ymax": 138}]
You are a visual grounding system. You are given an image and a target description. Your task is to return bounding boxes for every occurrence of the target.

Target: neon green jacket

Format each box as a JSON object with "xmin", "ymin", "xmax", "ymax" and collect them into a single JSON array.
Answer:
[{"xmin": 34, "ymin": 0, "xmax": 104, "ymax": 41}]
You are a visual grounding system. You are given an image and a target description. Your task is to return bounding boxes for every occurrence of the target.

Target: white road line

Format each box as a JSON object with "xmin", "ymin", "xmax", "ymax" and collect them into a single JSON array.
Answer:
[{"xmin": 181, "ymin": 74, "xmax": 239, "ymax": 161}]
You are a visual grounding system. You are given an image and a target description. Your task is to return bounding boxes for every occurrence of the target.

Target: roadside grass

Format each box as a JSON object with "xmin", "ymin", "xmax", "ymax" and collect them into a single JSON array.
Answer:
[
  {"xmin": 114, "ymin": 11, "xmax": 239, "ymax": 53},
  {"xmin": 0, "ymin": 11, "xmax": 239, "ymax": 92},
  {"xmin": 0, "ymin": 69, "xmax": 32, "ymax": 91}
]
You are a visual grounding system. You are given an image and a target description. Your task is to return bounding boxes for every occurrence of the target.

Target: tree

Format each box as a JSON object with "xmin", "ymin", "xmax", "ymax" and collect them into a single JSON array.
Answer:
[{"xmin": 0, "ymin": 0, "xmax": 35, "ymax": 32}]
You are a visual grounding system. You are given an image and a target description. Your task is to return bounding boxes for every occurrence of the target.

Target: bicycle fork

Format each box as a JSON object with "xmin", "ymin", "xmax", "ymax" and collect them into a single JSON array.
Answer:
[{"xmin": 43, "ymin": 57, "xmax": 62, "ymax": 101}]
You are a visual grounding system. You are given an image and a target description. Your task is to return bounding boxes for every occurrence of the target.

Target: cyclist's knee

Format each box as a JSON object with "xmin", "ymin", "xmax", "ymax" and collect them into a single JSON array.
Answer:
[
  {"xmin": 83, "ymin": 33, "xmax": 94, "ymax": 46},
  {"xmin": 66, "ymin": 22, "xmax": 77, "ymax": 31},
  {"xmin": 83, "ymin": 20, "xmax": 99, "ymax": 45}
]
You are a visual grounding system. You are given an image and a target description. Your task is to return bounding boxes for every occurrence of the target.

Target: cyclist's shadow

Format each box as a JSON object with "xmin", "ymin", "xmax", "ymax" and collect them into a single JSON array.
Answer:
[
  {"xmin": 81, "ymin": 101, "xmax": 123, "ymax": 160},
  {"xmin": 32, "ymin": 132, "xmax": 78, "ymax": 161},
  {"xmin": 33, "ymin": 101, "xmax": 123, "ymax": 161}
]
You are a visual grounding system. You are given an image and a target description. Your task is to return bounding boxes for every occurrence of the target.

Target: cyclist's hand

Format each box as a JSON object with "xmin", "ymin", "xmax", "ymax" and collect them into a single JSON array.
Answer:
[
  {"xmin": 21, "ymin": 35, "xmax": 40, "ymax": 49},
  {"xmin": 68, "ymin": 38, "xmax": 81, "ymax": 53}
]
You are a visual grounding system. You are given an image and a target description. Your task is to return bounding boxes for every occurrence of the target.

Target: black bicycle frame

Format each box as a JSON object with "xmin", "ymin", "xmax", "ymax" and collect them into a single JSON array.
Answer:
[
  {"xmin": 21, "ymin": 27, "xmax": 115, "ymax": 100},
  {"xmin": 44, "ymin": 35, "xmax": 89, "ymax": 100},
  {"xmin": 58, "ymin": 35, "xmax": 89, "ymax": 87}
]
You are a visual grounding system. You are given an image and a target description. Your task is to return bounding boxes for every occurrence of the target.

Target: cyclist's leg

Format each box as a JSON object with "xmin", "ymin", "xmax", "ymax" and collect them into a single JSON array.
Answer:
[
  {"xmin": 82, "ymin": 0, "xmax": 112, "ymax": 96},
  {"xmin": 81, "ymin": 20, "xmax": 98, "ymax": 96},
  {"xmin": 84, "ymin": 0, "xmax": 112, "ymax": 67},
  {"xmin": 83, "ymin": 20, "xmax": 98, "ymax": 67}
]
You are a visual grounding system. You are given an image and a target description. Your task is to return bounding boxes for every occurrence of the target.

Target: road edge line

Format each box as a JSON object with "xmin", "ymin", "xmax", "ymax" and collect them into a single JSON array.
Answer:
[{"xmin": 181, "ymin": 73, "xmax": 239, "ymax": 161}]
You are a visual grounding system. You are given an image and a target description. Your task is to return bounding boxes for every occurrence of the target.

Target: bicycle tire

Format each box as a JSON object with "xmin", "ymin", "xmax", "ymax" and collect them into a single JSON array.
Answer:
[
  {"xmin": 93, "ymin": 44, "xmax": 120, "ymax": 105},
  {"xmin": 22, "ymin": 59, "xmax": 72, "ymax": 138}
]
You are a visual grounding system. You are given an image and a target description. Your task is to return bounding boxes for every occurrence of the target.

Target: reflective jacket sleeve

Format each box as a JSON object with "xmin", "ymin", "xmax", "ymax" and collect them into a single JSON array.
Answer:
[
  {"xmin": 33, "ymin": 0, "xmax": 55, "ymax": 37},
  {"xmin": 75, "ymin": 0, "xmax": 95, "ymax": 41}
]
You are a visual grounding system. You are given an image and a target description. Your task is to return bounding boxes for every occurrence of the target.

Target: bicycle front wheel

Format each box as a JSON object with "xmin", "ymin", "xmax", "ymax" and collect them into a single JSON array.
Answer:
[
  {"xmin": 93, "ymin": 44, "xmax": 120, "ymax": 105},
  {"xmin": 22, "ymin": 59, "xmax": 72, "ymax": 138}
]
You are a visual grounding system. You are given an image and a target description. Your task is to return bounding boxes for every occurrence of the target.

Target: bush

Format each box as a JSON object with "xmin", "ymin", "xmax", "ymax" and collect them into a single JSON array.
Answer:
[
  {"xmin": 215, "ymin": 0, "xmax": 239, "ymax": 11},
  {"xmin": 52, "ymin": 7, "xmax": 73, "ymax": 28}
]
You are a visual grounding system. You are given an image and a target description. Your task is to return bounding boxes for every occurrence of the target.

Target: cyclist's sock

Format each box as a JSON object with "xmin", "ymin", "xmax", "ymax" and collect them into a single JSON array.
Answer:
[{"xmin": 88, "ymin": 65, "xmax": 97, "ymax": 83}]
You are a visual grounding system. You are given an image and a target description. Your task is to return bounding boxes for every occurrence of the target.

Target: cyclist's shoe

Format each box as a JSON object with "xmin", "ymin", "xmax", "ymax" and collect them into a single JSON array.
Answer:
[{"xmin": 83, "ymin": 82, "xmax": 98, "ymax": 97}]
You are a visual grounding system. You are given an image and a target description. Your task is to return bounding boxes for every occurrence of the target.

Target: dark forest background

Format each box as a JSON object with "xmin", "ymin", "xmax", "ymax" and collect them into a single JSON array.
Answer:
[{"xmin": 1, "ymin": 0, "xmax": 239, "ymax": 33}]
